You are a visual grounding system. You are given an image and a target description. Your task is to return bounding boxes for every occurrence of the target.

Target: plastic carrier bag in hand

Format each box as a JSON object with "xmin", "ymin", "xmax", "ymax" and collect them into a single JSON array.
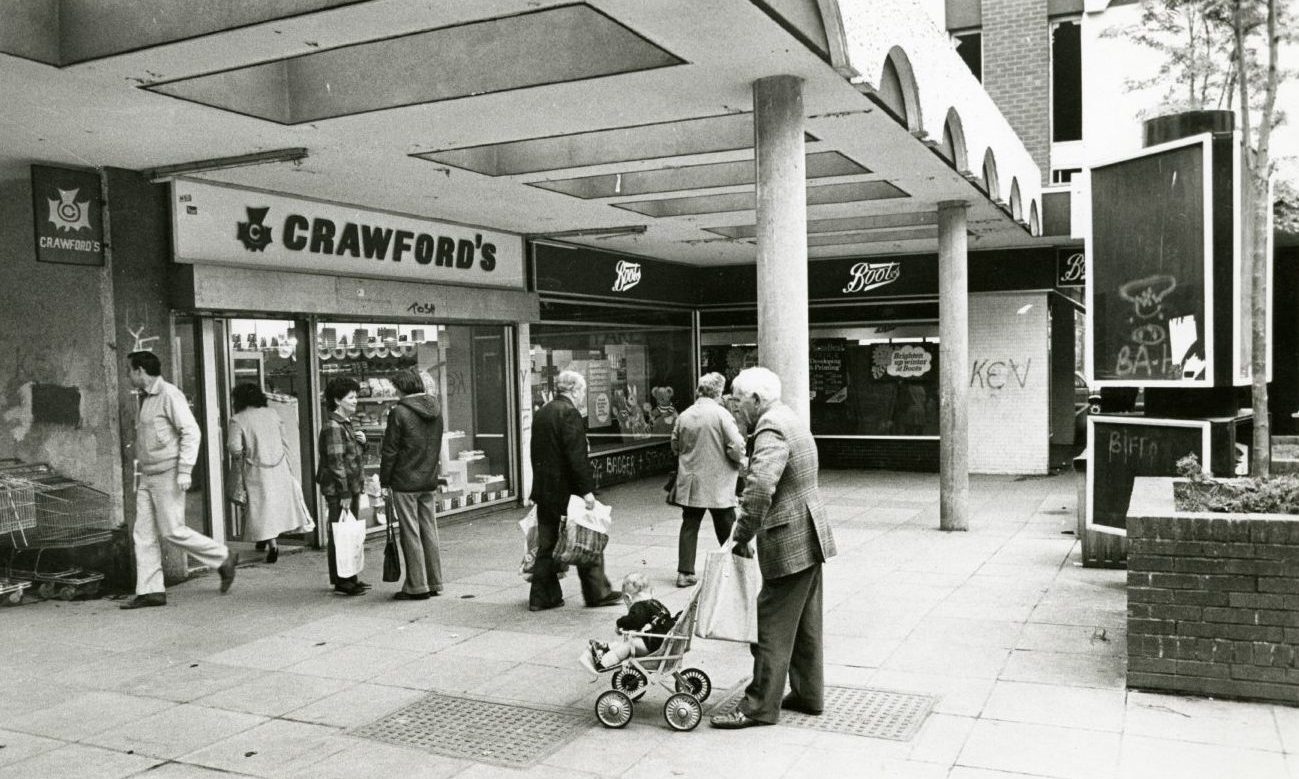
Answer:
[
  {"xmin": 694, "ymin": 538, "xmax": 759, "ymax": 643},
  {"xmin": 519, "ymin": 506, "xmax": 566, "ymax": 580},
  {"xmin": 554, "ymin": 496, "xmax": 612, "ymax": 567},
  {"xmin": 332, "ymin": 508, "xmax": 366, "ymax": 579}
]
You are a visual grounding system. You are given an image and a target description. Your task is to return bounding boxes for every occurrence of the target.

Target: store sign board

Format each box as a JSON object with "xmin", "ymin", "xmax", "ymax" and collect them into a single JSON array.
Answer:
[
  {"xmin": 808, "ymin": 255, "xmax": 937, "ymax": 300},
  {"xmin": 1056, "ymin": 248, "xmax": 1085, "ymax": 287},
  {"xmin": 172, "ymin": 179, "xmax": 524, "ymax": 289},
  {"xmin": 532, "ymin": 243, "xmax": 693, "ymax": 305},
  {"xmin": 31, "ymin": 164, "xmax": 104, "ymax": 266}
]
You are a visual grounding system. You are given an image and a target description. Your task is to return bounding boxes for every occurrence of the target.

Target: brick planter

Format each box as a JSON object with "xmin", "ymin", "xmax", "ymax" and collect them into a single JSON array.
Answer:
[{"xmin": 1126, "ymin": 477, "xmax": 1299, "ymax": 705}]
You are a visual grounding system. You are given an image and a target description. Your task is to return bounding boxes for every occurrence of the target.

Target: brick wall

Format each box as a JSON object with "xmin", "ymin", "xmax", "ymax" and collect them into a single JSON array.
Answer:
[
  {"xmin": 969, "ymin": 292, "xmax": 1050, "ymax": 474},
  {"xmin": 982, "ymin": 0, "xmax": 1051, "ymax": 181},
  {"xmin": 1127, "ymin": 501, "xmax": 1299, "ymax": 704}
]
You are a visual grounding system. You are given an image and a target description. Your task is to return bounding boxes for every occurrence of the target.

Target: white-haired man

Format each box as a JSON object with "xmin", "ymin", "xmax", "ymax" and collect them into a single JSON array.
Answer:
[
  {"xmin": 710, "ymin": 366, "xmax": 837, "ymax": 729},
  {"xmin": 528, "ymin": 369, "xmax": 621, "ymax": 611}
]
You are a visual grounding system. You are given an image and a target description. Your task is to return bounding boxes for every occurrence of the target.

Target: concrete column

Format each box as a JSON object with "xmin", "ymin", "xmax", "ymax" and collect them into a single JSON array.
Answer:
[
  {"xmin": 938, "ymin": 201, "xmax": 970, "ymax": 531},
  {"xmin": 753, "ymin": 75, "xmax": 809, "ymax": 424}
]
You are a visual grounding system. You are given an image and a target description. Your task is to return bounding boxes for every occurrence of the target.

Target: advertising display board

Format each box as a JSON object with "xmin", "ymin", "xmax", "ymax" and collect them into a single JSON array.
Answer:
[
  {"xmin": 1087, "ymin": 135, "xmax": 1214, "ymax": 387},
  {"xmin": 1086, "ymin": 416, "xmax": 1211, "ymax": 536},
  {"xmin": 31, "ymin": 164, "xmax": 104, "ymax": 266}
]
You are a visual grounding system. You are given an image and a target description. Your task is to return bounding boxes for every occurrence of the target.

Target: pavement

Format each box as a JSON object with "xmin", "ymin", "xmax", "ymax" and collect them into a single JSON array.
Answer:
[{"xmin": 2, "ymin": 470, "xmax": 1296, "ymax": 779}]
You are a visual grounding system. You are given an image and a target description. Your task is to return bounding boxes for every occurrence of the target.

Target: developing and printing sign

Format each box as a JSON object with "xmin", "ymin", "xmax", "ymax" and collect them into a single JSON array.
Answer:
[
  {"xmin": 31, "ymin": 164, "xmax": 104, "ymax": 266},
  {"xmin": 172, "ymin": 179, "xmax": 524, "ymax": 289}
]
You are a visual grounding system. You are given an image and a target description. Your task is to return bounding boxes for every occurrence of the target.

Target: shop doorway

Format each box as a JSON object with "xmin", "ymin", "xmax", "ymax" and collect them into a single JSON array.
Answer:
[{"xmin": 219, "ymin": 317, "xmax": 315, "ymax": 551}]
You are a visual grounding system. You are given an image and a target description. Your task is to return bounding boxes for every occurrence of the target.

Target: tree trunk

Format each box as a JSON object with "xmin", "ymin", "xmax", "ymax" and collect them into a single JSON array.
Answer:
[{"xmin": 1250, "ymin": 172, "xmax": 1271, "ymax": 475}]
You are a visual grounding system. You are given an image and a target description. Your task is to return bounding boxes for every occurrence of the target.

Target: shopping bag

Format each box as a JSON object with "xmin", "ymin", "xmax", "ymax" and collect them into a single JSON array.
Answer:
[
  {"xmin": 332, "ymin": 509, "xmax": 366, "ymax": 579},
  {"xmin": 382, "ymin": 501, "xmax": 401, "ymax": 583},
  {"xmin": 694, "ymin": 539, "xmax": 760, "ymax": 643},
  {"xmin": 556, "ymin": 496, "xmax": 612, "ymax": 567},
  {"xmin": 519, "ymin": 506, "xmax": 566, "ymax": 581}
]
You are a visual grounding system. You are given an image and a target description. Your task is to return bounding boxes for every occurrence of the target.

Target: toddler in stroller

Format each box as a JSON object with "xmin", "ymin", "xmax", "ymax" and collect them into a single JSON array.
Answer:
[{"xmin": 583, "ymin": 572, "xmax": 713, "ymax": 731}]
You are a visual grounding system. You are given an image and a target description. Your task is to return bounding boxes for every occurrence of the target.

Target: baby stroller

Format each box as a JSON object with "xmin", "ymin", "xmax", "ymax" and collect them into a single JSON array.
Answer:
[{"xmin": 590, "ymin": 588, "xmax": 712, "ymax": 731}]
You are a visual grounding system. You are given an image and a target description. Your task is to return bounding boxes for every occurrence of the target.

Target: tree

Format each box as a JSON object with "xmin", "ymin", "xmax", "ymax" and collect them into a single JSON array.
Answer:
[{"xmin": 1118, "ymin": 0, "xmax": 1294, "ymax": 474}]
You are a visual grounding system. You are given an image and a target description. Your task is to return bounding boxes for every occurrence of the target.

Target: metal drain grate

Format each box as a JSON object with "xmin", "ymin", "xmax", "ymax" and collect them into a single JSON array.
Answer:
[
  {"xmin": 351, "ymin": 692, "xmax": 589, "ymax": 768},
  {"xmin": 710, "ymin": 683, "xmax": 936, "ymax": 741}
]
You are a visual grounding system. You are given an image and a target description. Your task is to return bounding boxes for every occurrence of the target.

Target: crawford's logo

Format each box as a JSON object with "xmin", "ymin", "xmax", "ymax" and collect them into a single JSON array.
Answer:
[
  {"xmin": 842, "ymin": 261, "xmax": 901, "ymax": 294},
  {"xmin": 47, "ymin": 188, "xmax": 91, "ymax": 233},
  {"xmin": 612, "ymin": 260, "xmax": 641, "ymax": 292},
  {"xmin": 237, "ymin": 206, "xmax": 273, "ymax": 252}
]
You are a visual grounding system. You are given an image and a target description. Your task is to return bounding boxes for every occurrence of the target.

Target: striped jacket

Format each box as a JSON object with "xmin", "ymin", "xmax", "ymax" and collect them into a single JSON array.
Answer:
[
  {"xmin": 733, "ymin": 401, "xmax": 836, "ymax": 579},
  {"xmin": 315, "ymin": 411, "xmax": 364, "ymax": 497}
]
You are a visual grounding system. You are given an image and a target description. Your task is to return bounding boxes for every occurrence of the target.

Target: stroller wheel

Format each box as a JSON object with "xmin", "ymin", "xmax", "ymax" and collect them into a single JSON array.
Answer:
[
  {"xmin": 612, "ymin": 666, "xmax": 648, "ymax": 699},
  {"xmin": 595, "ymin": 690, "xmax": 634, "ymax": 729},
  {"xmin": 676, "ymin": 668, "xmax": 712, "ymax": 702},
  {"xmin": 663, "ymin": 692, "xmax": 702, "ymax": 731}
]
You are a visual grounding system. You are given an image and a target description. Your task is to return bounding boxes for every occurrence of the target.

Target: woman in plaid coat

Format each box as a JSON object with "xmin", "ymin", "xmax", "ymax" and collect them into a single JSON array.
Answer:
[{"xmin": 315, "ymin": 376, "xmax": 368, "ymax": 596}]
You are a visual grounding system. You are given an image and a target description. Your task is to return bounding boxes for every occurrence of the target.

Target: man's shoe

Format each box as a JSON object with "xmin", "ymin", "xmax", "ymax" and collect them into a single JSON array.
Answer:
[
  {"xmin": 218, "ymin": 553, "xmax": 237, "ymax": 594},
  {"xmin": 781, "ymin": 693, "xmax": 823, "ymax": 715},
  {"xmin": 709, "ymin": 710, "xmax": 770, "ymax": 729},
  {"xmin": 120, "ymin": 594, "xmax": 167, "ymax": 610},
  {"xmin": 334, "ymin": 585, "xmax": 367, "ymax": 596},
  {"xmin": 588, "ymin": 591, "xmax": 623, "ymax": 607},
  {"xmin": 392, "ymin": 591, "xmax": 430, "ymax": 601},
  {"xmin": 676, "ymin": 573, "xmax": 698, "ymax": 588},
  {"xmin": 528, "ymin": 599, "xmax": 564, "ymax": 612}
]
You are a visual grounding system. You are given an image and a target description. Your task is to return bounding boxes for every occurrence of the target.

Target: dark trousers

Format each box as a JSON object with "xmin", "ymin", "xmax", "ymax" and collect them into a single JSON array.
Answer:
[
  {"xmin": 678, "ymin": 506, "xmax": 735, "ymax": 575},
  {"xmin": 530, "ymin": 501, "xmax": 614, "ymax": 608},
  {"xmin": 740, "ymin": 564, "xmax": 824, "ymax": 723},
  {"xmin": 325, "ymin": 493, "xmax": 361, "ymax": 589}
]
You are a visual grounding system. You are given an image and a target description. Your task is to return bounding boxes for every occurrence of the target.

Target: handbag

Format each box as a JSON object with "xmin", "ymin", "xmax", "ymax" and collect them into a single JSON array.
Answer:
[
  {"xmin": 332, "ymin": 508, "xmax": 366, "ymax": 579},
  {"xmin": 382, "ymin": 496, "xmax": 401, "ymax": 583},
  {"xmin": 694, "ymin": 538, "xmax": 760, "ymax": 643}
]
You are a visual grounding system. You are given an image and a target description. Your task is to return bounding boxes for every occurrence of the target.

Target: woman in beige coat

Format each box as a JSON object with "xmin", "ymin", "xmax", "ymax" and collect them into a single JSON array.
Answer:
[
  {"xmin": 228, "ymin": 383, "xmax": 313, "ymax": 562},
  {"xmin": 669, "ymin": 372, "xmax": 747, "ymax": 587}
]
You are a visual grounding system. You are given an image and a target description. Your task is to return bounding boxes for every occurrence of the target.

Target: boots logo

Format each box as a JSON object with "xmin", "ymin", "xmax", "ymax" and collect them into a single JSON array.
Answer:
[
  {"xmin": 236, "ymin": 206, "xmax": 273, "ymax": 251},
  {"xmin": 47, "ymin": 188, "xmax": 92, "ymax": 233},
  {"xmin": 612, "ymin": 260, "xmax": 642, "ymax": 292},
  {"xmin": 843, "ymin": 261, "xmax": 901, "ymax": 294}
]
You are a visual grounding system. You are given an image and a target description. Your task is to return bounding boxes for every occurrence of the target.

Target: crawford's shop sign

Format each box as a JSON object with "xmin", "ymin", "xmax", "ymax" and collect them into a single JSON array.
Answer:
[
  {"xmin": 171, "ymin": 180, "xmax": 524, "ymax": 289},
  {"xmin": 31, "ymin": 165, "xmax": 104, "ymax": 266}
]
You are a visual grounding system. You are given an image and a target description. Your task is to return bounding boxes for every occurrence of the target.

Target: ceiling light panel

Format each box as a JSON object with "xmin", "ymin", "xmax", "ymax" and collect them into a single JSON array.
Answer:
[
  {"xmin": 529, "ymin": 151, "xmax": 868, "ymax": 199},
  {"xmin": 416, "ymin": 114, "xmax": 818, "ymax": 176},
  {"xmin": 147, "ymin": 4, "xmax": 682, "ymax": 124},
  {"xmin": 706, "ymin": 211, "xmax": 938, "ymax": 239},
  {"xmin": 807, "ymin": 227, "xmax": 938, "ymax": 246},
  {"xmin": 615, "ymin": 180, "xmax": 909, "ymax": 218}
]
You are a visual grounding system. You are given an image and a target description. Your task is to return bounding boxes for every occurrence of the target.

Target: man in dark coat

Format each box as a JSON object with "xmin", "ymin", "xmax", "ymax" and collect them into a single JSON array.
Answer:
[
  {"xmin": 710, "ymin": 366, "xmax": 837, "ymax": 729},
  {"xmin": 528, "ymin": 369, "xmax": 621, "ymax": 611},
  {"xmin": 380, "ymin": 369, "xmax": 445, "ymax": 600}
]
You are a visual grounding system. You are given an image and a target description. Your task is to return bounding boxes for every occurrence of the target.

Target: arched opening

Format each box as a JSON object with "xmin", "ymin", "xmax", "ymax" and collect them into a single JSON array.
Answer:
[
  {"xmin": 981, "ymin": 148, "xmax": 1000, "ymax": 201},
  {"xmin": 1009, "ymin": 178, "xmax": 1023, "ymax": 221},
  {"xmin": 1029, "ymin": 200, "xmax": 1040, "ymax": 235},
  {"xmin": 877, "ymin": 47, "xmax": 921, "ymax": 133},
  {"xmin": 941, "ymin": 108, "xmax": 968, "ymax": 172}
]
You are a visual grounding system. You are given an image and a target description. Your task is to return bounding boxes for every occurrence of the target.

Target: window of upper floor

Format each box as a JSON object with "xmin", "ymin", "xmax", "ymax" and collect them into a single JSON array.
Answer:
[{"xmin": 1051, "ymin": 16, "xmax": 1083, "ymax": 143}]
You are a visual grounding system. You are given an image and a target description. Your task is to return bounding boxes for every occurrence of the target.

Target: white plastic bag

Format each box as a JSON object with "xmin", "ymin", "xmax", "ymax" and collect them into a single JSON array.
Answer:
[
  {"xmin": 694, "ymin": 539, "xmax": 760, "ymax": 643},
  {"xmin": 332, "ymin": 508, "xmax": 366, "ymax": 579},
  {"xmin": 519, "ymin": 506, "xmax": 539, "ymax": 580}
]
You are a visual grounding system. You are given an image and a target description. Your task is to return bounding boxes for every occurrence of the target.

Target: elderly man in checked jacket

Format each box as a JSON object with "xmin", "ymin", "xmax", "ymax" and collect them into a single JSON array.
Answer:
[{"xmin": 710, "ymin": 366, "xmax": 837, "ymax": 729}]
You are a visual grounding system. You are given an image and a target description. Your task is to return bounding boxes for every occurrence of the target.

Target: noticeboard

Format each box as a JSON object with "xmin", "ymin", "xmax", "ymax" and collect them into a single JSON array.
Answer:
[
  {"xmin": 1086, "ymin": 135, "xmax": 1214, "ymax": 387},
  {"xmin": 1086, "ymin": 416, "xmax": 1210, "ymax": 536}
]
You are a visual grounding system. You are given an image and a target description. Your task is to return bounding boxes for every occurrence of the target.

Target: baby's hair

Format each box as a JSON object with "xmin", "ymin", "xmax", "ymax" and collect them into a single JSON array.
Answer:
[{"xmin": 621, "ymin": 571, "xmax": 651, "ymax": 598}]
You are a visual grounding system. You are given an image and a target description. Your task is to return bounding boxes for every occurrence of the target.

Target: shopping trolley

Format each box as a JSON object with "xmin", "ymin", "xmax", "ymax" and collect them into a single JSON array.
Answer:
[{"xmin": 589, "ymin": 590, "xmax": 712, "ymax": 731}]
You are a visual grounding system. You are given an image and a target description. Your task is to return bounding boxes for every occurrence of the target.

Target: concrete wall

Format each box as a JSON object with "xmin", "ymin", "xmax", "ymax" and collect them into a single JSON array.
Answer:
[
  {"xmin": 0, "ymin": 171, "xmax": 124, "ymax": 518},
  {"xmin": 969, "ymin": 291, "xmax": 1050, "ymax": 473}
]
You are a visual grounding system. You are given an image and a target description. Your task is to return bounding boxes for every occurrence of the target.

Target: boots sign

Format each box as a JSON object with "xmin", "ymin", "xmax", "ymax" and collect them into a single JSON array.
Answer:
[{"xmin": 172, "ymin": 179, "xmax": 524, "ymax": 289}]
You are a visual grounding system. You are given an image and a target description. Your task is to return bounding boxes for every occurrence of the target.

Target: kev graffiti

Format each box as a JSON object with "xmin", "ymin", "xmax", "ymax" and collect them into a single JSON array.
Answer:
[{"xmin": 969, "ymin": 358, "xmax": 1031, "ymax": 390}]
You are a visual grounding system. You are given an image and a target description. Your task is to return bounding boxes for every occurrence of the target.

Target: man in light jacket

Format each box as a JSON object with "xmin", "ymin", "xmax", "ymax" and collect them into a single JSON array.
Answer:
[
  {"xmin": 122, "ymin": 351, "xmax": 235, "ymax": 609},
  {"xmin": 670, "ymin": 372, "xmax": 747, "ymax": 587},
  {"xmin": 710, "ymin": 366, "xmax": 836, "ymax": 728}
]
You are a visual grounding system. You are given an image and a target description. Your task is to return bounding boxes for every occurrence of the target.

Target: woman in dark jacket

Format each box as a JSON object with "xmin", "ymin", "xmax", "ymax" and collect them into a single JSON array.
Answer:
[
  {"xmin": 316, "ymin": 376, "xmax": 368, "ymax": 596},
  {"xmin": 379, "ymin": 369, "xmax": 445, "ymax": 600}
]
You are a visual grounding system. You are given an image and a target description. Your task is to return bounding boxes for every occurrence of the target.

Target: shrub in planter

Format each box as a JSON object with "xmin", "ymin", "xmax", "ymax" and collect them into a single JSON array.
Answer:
[{"xmin": 1174, "ymin": 454, "xmax": 1299, "ymax": 514}]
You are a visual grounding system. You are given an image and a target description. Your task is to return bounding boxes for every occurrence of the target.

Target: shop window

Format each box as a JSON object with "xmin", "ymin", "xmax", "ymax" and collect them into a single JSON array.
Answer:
[
  {"xmin": 1051, "ymin": 18, "xmax": 1082, "ymax": 143},
  {"xmin": 953, "ymin": 30, "xmax": 982, "ymax": 82},
  {"xmin": 316, "ymin": 322, "xmax": 514, "ymax": 524},
  {"xmin": 531, "ymin": 317, "xmax": 693, "ymax": 454},
  {"xmin": 700, "ymin": 324, "xmax": 941, "ymax": 438}
]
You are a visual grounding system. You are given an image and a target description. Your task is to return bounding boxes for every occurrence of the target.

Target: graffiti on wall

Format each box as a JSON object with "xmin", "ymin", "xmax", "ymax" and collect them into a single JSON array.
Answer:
[{"xmin": 970, "ymin": 358, "xmax": 1032, "ymax": 390}]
